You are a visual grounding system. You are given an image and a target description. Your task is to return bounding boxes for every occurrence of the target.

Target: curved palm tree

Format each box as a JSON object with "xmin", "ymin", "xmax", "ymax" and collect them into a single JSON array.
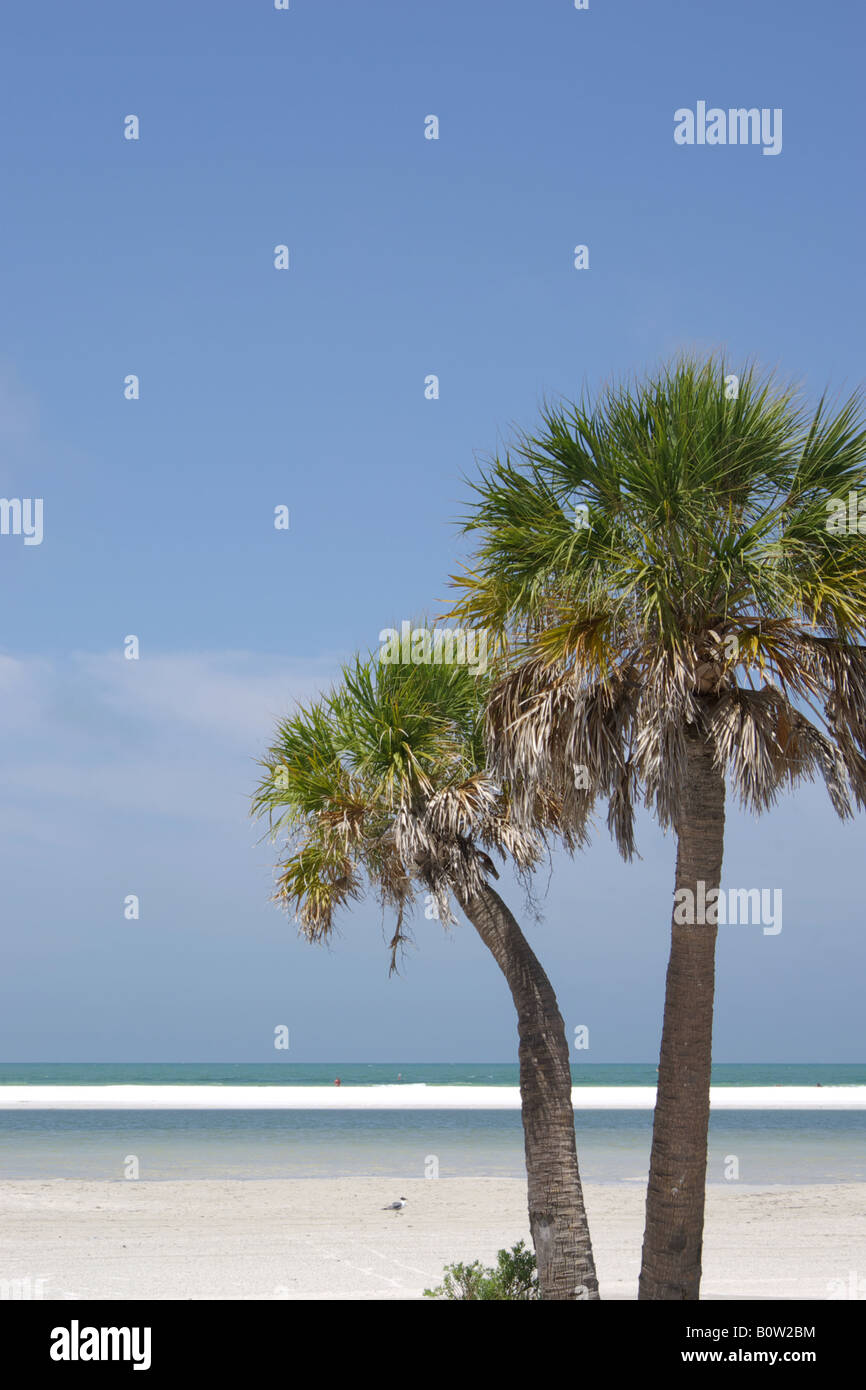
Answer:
[
  {"xmin": 251, "ymin": 645, "xmax": 599, "ymax": 1300},
  {"xmin": 448, "ymin": 357, "xmax": 866, "ymax": 1299}
]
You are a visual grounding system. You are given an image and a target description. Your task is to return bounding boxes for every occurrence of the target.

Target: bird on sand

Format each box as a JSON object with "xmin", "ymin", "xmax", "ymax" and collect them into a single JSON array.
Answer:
[{"xmin": 382, "ymin": 1197, "xmax": 408, "ymax": 1213}]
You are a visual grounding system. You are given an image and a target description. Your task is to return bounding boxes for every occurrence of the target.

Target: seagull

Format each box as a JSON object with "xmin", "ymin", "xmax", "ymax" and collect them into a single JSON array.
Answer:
[{"xmin": 382, "ymin": 1197, "xmax": 408, "ymax": 1213}]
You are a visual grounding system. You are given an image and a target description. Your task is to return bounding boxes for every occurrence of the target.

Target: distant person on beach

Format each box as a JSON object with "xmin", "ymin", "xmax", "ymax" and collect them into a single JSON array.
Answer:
[{"xmin": 334, "ymin": 1078, "xmax": 341, "ymax": 1087}]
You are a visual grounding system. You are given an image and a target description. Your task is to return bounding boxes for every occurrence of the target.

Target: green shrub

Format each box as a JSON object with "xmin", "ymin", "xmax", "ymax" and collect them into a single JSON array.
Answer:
[{"xmin": 423, "ymin": 1240, "xmax": 539, "ymax": 1300}]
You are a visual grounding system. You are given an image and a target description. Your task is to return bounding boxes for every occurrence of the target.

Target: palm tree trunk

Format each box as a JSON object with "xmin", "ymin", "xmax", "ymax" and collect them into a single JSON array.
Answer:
[
  {"xmin": 638, "ymin": 730, "xmax": 726, "ymax": 1300},
  {"xmin": 458, "ymin": 881, "xmax": 599, "ymax": 1300}
]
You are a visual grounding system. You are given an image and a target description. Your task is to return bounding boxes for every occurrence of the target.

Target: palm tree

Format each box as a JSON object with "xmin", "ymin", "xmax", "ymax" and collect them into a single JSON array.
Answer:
[
  {"xmin": 448, "ymin": 357, "xmax": 866, "ymax": 1299},
  {"xmin": 251, "ymin": 645, "xmax": 599, "ymax": 1300}
]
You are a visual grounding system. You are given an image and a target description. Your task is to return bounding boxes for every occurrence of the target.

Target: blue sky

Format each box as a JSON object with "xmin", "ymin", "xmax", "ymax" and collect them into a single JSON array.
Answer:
[{"xmin": 0, "ymin": 0, "xmax": 863, "ymax": 1061}]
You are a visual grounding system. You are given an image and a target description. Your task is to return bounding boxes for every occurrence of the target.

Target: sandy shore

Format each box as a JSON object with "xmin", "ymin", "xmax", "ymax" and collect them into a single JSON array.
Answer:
[{"xmin": 0, "ymin": 1178, "xmax": 861, "ymax": 1301}]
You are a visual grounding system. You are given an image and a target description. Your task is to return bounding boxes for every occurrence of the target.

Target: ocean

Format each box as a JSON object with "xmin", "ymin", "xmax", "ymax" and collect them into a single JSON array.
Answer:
[
  {"xmin": 1, "ymin": 1064, "xmax": 863, "ymax": 1185},
  {"xmin": 3, "ymin": 1062, "xmax": 865, "ymax": 1087}
]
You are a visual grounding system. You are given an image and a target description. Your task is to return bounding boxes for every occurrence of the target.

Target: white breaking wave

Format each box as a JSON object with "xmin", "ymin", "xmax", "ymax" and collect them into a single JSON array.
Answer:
[{"xmin": 1, "ymin": 1085, "xmax": 864, "ymax": 1111}]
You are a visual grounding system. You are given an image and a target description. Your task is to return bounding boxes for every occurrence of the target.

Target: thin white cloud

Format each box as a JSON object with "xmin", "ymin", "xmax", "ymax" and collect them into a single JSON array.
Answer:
[
  {"xmin": 0, "ymin": 653, "xmax": 53, "ymax": 729},
  {"xmin": 73, "ymin": 650, "xmax": 334, "ymax": 746},
  {"xmin": 0, "ymin": 648, "xmax": 340, "ymax": 822}
]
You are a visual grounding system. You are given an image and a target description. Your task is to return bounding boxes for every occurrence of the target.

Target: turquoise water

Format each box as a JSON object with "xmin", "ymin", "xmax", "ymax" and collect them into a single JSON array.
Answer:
[
  {"xmin": 1, "ymin": 1062, "xmax": 864, "ymax": 1086},
  {"xmin": 1, "ymin": 1109, "xmax": 864, "ymax": 1183},
  {"xmin": 2, "ymin": 1064, "xmax": 863, "ymax": 1184}
]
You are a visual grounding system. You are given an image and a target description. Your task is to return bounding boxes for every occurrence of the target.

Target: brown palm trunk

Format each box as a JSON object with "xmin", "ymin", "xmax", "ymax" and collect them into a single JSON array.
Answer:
[
  {"xmin": 459, "ymin": 881, "xmax": 599, "ymax": 1300},
  {"xmin": 639, "ymin": 730, "xmax": 726, "ymax": 1300}
]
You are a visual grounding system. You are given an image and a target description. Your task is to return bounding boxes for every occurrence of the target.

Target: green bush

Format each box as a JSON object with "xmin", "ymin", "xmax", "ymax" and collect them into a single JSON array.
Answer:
[{"xmin": 423, "ymin": 1240, "xmax": 539, "ymax": 1300}]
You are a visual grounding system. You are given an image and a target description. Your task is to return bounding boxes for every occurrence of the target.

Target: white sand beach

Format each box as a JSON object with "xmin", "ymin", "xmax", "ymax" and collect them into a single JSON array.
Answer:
[{"xmin": 1, "ymin": 1178, "xmax": 862, "ymax": 1301}]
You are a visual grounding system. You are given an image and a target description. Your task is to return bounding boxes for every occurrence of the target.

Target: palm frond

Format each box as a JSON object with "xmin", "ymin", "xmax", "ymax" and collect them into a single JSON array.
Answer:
[{"xmin": 451, "ymin": 355, "xmax": 866, "ymax": 840}]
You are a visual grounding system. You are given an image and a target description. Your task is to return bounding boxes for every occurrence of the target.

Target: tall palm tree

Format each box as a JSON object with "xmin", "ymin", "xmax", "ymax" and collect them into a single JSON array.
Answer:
[
  {"xmin": 251, "ymin": 645, "xmax": 599, "ymax": 1300},
  {"xmin": 448, "ymin": 357, "xmax": 866, "ymax": 1299}
]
